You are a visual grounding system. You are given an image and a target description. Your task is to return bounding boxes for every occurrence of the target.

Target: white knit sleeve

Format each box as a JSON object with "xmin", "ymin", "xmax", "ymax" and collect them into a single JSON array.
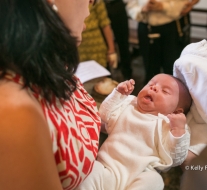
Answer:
[
  {"xmin": 99, "ymin": 89, "xmax": 128, "ymax": 133},
  {"xmin": 166, "ymin": 125, "xmax": 190, "ymax": 167}
]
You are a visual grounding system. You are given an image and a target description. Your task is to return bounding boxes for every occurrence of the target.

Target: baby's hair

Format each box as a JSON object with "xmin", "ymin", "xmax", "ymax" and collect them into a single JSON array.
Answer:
[{"xmin": 171, "ymin": 76, "xmax": 192, "ymax": 115}]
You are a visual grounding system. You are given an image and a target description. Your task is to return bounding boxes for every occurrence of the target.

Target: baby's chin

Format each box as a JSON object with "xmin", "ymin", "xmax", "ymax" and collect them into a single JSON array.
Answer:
[{"xmin": 137, "ymin": 104, "xmax": 162, "ymax": 116}]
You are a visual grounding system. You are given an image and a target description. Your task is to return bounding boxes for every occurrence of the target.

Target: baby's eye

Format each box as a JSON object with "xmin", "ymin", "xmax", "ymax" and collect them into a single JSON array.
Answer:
[{"xmin": 162, "ymin": 89, "xmax": 169, "ymax": 94}]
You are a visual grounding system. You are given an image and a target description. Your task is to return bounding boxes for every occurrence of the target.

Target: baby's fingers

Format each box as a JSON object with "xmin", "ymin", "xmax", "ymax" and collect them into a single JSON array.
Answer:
[
  {"xmin": 167, "ymin": 113, "xmax": 186, "ymax": 123},
  {"xmin": 125, "ymin": 80, "xmax": 135, "ymax": 94},
  {"xmin": 126, "ymin": 80, "xmax": 134, "ymax": 90},
  {"xmin": 117, "ymin": 79, "xmax": 135, "ymax": 95}
]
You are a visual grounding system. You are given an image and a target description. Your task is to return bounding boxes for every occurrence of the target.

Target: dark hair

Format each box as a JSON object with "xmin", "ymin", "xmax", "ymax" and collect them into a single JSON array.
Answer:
[
  {"xmin": 0, "ymin": 0, "xmax": 79, "ymax": 102},
  {"xmin": 172, "ymin": 76, "xmax": 192, "ymax": 115}
]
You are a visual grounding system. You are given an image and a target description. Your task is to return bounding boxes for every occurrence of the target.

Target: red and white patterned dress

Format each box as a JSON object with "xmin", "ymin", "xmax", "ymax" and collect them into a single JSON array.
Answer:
[{"xmin": 5, "ymin": 71, "xmax": 101, "ymax": 190}]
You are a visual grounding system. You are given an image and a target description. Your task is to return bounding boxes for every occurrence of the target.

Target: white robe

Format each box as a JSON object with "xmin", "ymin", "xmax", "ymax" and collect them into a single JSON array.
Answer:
[
  {"xmin": 174, "ymin": 39, "xmax": 207, "ymax": 155},
  {"xmin": 76, "ymin": 89, "xmax": 190, "ymax": 190}
]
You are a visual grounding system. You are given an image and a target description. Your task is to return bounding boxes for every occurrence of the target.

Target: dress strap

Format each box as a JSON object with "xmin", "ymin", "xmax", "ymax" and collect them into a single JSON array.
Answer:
[{"xmin": 3, "ymin": 70, "xmax": 24, "ymax": 85}]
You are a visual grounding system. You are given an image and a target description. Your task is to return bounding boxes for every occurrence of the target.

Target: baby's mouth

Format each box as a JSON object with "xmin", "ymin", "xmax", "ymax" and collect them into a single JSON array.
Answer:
[{"xmin": 144, "ymin": 95, "xmax": 153, "ymax": 101}]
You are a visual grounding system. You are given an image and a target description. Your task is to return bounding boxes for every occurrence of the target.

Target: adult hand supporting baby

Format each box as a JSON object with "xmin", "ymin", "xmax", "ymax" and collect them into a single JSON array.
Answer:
[
  {"xmin": 180, "ymin": 150, "xmax": 197, "ymax": 171},
  {"xmin": 116, "ymin": 79, "xmax": 135, "ymax": 95}
]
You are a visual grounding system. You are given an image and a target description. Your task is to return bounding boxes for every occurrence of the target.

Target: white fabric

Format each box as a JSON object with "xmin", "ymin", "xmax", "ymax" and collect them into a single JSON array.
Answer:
[
  {"xmin": 173, "ymin": 39, "xmax": 207, "ymax": 155},
  {"xmin": 76, "ymin": 161, "xmax": 164, "ymax": 190},
  {"xmin": 79, "ymin": 89, "xmax": 189, "ymax": 190},
  {"xmin": 126, "ymin": 0, "xmax": 188, "ymax": 26}
]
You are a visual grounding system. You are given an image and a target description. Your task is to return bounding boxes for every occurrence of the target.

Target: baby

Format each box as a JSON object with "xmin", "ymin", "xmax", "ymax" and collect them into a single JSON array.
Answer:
[{"xmin": 76, "ymin": 74, "xmax": 192, "ymax": 190}]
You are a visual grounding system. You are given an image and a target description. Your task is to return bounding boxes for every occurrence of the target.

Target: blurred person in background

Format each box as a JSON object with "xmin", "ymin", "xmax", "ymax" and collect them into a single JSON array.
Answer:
[
  {"xmin": 104, "ymin": 0, "xmax": 132, "ymax": 80},
  {"xmin": 78, "ymin": 0, "xmax": 118, "ymax": 70},
  {"xmin": 126, "ymin": 0, "xmax": 199, "ymax": 84}
]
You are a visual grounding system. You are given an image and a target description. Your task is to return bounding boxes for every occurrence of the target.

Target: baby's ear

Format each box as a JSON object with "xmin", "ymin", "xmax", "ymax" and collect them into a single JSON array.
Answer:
[{"xmin": 174, "ymin": 108, "xmax": 184, "ymax": 114}]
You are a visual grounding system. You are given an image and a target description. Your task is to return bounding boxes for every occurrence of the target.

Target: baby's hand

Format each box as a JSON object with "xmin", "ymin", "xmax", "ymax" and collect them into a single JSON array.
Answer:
[
  {"xmin": 116, "ymin": 79, "xmax": 135, "ymax": 95},
  {"xmin": 167, "ymin": 113, "xmax": 186, "ymax": 137}
]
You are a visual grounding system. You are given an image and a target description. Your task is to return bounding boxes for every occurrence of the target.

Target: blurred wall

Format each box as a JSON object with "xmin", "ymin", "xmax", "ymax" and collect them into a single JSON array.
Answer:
[{"xmin": 191, "ymin": 0, "xmax": 207, "ymax": 39}]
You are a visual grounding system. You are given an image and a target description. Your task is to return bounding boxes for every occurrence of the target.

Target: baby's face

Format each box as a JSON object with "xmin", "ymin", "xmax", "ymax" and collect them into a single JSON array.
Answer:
[{"xmin": 137, "ymin": 74, "xmax": 180, "ymax": 115}]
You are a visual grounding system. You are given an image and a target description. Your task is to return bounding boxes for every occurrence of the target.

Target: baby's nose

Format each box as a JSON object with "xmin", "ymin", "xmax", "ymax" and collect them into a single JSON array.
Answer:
[{"xmin": 150, "ymin": 85, "xmax": 158, "ymax": 92}]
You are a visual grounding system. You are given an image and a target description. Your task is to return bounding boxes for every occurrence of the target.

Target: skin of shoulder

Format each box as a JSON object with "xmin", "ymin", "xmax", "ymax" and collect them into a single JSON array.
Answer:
[{"xmin": 0, "ymin": 80, "xmax": 63, "ymax": 190}]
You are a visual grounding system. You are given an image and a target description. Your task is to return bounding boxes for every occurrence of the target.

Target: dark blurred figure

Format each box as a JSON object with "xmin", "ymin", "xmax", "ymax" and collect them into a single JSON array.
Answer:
[
  {"xmin": 104, "ymin": 0, "xmax": 132, "ymax": 80},
  {"xmin": 181, "ymin": 147, "xmax": 207, "ymax": 190}
]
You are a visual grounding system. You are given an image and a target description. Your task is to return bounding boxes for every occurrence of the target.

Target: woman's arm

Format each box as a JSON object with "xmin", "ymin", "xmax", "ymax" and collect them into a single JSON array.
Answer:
[
  {"xmin": 0, "ymin": 98, "xmax": 63, "ymax": 189},
  {"xmin": 102, "ymin": 24, "xmax": 115, "ymax": 55},
  {"xmin": 102, "ymin": 24, "xmax": 117, "ymax": 68}
]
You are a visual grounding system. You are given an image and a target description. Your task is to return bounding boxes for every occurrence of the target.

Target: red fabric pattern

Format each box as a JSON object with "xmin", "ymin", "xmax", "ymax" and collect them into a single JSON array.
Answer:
[{"xmin": 5, "ymin": 73, "xmax": 101, "ymax": 190}]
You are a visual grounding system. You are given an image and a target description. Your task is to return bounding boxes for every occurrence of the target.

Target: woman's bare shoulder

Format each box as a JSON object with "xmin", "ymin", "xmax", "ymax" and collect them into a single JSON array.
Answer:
[
  {"xmin": 0, "ymin": 79, "xmax": 48, "ymax": 141},
  {"xmin": 0, "ymin": 80, "xmax": 63, "ymax": 189},
  {"xmin": 0, "ymin": 79, "xmax": 41, "ymax": 109},
  {"xmin": 0, "ymin": 80, "xmax": 46, "ymax": 132}
]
